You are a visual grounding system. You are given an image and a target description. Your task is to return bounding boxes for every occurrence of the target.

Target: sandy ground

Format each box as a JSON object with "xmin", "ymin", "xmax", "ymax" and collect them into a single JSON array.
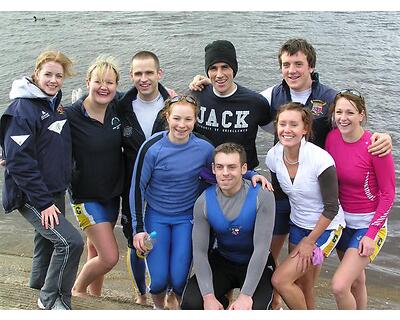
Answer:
[{"xmin": 0, "ymin": 212, "xmax": 399, "ymax": 310}]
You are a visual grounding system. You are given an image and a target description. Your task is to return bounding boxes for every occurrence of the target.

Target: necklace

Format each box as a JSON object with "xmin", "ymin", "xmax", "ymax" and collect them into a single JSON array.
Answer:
[{"xmin": 283, "ymin": 153, "xmax": 299, "ymax": 165}]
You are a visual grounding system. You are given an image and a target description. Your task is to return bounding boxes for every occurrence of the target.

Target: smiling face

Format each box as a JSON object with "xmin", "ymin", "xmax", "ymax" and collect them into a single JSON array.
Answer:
[
  {"xmin": 86, "ymin": 67, "xmax": 118, "ymax": 106},
  {"xmin": 207, "ymin": 62, "xmax": 236, "ymax": 95},
  {"xmin": 130, "ymin": 57, "xmax": 163, "ymax": 101},
  {"xmin": 334, "ymin": 97, "xmax": 365, "ymax": 141},
  {"xmin": 34, "ymin": 61, "xmax": 64, "ymax": 96},
  {"xmin": 277, "ymin": 109, "xmax": 308, "ymax": 149},
  {"xmin": 280, "ymin": 51, "xmax": 314, "ymax": 92},
  {"xmin": 166, "ymin": 101, "xmax": 197, "ymax": 144},
  {"xmin": 212, "ymin": 151, "xmax": 247, "ymax": 196}
]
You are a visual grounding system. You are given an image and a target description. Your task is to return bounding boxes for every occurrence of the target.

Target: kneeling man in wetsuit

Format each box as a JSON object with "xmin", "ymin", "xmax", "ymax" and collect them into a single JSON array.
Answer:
[{"xmin": 181, "ymin": 142, "xmax": 276, "ymax": 310}]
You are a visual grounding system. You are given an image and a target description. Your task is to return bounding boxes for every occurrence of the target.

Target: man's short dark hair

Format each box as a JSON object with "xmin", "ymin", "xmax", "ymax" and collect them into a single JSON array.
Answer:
[
  {"xmin": 278, "ymin": 38, "xmax": 316, "ymax": 69},
  {"xmin": 213, "ymin": 143, "xmax": 247, "ymax": 166},
  {"xmin": 130, "ymin": 50, "xmax": 160, "ymax": 69}
]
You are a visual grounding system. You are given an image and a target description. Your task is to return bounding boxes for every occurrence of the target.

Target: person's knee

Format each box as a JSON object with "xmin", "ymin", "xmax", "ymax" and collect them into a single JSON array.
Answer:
[
  {"xmin": 271, "ymin": 270, "xmax": 286, "ymax": 291},
  {"xmin": 331, "ymin": 274, "xmax": 350, "ymax": 297},
  {"xmin": 102, "ymin": 251, "xmax": 119, "ymax": 270}
]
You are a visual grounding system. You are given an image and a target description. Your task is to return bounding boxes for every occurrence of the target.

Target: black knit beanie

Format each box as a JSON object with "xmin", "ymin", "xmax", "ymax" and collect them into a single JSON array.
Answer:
[{"xmin": 204, "ymin": 40, "xmax": 238, "ymax": 78}]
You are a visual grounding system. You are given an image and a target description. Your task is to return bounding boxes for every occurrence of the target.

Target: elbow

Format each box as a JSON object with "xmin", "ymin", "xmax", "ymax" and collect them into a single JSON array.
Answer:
[{"xmin": 322, "ymin": 202, "xmax": 339, "ymax": 220}]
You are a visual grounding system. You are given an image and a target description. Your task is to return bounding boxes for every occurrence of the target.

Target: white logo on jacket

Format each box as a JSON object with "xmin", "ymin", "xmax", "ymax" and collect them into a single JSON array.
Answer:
[
  {"xmin": 41, "ymin": 111, "xmax": 50, "ymax": 120},
  {"xmin": 11, "ymin": 135, "xmax": 30, "ymax": 146},
  {"xmin": 48, "ymin": 120, "xmax": 67, "ymax": 134}
]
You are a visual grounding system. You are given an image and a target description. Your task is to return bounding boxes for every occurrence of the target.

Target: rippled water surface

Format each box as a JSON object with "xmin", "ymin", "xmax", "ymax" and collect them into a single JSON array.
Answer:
[{"xmin": 0, "ymin": 11, "xmax": 399, "ymax": 279}]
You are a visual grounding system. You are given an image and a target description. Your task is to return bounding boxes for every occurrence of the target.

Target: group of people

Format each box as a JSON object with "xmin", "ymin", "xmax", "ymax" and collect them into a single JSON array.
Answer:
[{"xmin": 0, "ymin": 37, "xmax": 395, "ymax": 311}]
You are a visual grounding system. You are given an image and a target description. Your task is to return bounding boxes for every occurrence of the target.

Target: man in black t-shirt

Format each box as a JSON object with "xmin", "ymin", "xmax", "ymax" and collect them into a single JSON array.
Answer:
[{"xmin": 191, "ymin": 40, "xmax": 272, "ymax": 170}]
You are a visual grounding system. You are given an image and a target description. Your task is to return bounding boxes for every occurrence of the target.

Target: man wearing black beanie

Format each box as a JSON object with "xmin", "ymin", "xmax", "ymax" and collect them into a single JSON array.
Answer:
[
  {"xmin": 190, "ymin": 39, "xmax": 273, "ymax": 171},
  {"xmin": 204, "ymin": 40, "xmax": 238, "ymax": 77}
]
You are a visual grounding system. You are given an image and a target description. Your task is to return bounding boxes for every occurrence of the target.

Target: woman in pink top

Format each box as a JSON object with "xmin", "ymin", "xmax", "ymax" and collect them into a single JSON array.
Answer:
[{"xmin": 325, "ymin": 89, "xmax": 395, "ymax": 310}]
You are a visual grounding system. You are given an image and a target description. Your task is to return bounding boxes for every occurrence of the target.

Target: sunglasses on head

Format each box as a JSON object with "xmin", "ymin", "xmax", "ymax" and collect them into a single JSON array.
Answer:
[
  {"xmin": 337, "ymin": 89, "xmax": 364, "ymax": 100},
  {"xmin": 166, "ymin": 95, "xmax": 197, "ymax": 107}
]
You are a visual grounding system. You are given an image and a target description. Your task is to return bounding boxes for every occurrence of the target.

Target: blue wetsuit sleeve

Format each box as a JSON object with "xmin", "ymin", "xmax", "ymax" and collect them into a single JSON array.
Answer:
[
  {"xmin": 2, "ymin": 115, "xmax": 54, "ymax": 210},
  {"xmin": 243, "ymin": 169, "xmax": 258, "ymax": 180},
  {"xmin": 129, "ymin": 142, "xmax": 155, "ymax": 234},
  {"xmin": 241, "ymin": 188, "xmax": 275, "ymax": 296},
  {"xmin": 192, "ymin": 192, "xmax": 214, "ymax": 296}
]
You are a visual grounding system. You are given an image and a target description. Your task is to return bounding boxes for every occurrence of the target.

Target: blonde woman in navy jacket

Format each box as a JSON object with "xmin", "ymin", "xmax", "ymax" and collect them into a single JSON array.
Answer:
[{"xmin": 0, "ymin": 50, "xmax": 84, "ymax": 310}]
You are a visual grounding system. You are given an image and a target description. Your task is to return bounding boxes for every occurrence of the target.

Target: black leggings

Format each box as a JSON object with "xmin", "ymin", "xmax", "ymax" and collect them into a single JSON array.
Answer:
[{"xmin": 181, "ymin": 250, "xmax": 275, "ymax": 310}]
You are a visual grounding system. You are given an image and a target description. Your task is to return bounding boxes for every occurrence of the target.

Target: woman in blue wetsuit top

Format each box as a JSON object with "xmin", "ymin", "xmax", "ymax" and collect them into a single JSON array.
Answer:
[{"xmin": 130, "ymin": 95, "xmax": 214, "ymax": 309}]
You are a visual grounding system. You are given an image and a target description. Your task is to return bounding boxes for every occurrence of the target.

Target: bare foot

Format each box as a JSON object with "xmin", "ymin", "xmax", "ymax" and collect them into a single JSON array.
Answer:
[
  {"xmin": 135, "ymin": 294, "xmax": 148, "ymax": 305},
  {"xmin": 272, "ymin": 291, "xmax": 283, "ymax": 310},
  {"xmin": 72, "ymin": 287, "xmax": 89, "ymax": 298},
  {"xmin": 151, "ymin": 292, "xmax": 166, "ymax": 310},
  {"xmin": 164, "ymin": 291, "xmax": 179, "ymax": 310}
]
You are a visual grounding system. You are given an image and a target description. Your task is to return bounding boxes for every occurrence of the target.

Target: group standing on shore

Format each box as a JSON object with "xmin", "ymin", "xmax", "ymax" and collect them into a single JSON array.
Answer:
[{"xmin": 0, "ymin": 36, "xmax": 395, "ymax": 311}]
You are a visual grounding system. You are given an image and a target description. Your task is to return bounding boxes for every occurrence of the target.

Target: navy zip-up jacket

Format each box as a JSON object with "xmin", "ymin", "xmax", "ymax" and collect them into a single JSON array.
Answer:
[
  {"xmin": 0, "ymin": 77, "xmax": 72, "ymax": 213},
  {"xmin": 116, "ymin": 83, "xmax": 170, "ymax": 173},
  {"xmin": 66, "ymin": 96, "xmax": 124, "ymax": 203},
  {"xmin": 270, "ymin": 72, "xmax": 337, "ymax": 149}
]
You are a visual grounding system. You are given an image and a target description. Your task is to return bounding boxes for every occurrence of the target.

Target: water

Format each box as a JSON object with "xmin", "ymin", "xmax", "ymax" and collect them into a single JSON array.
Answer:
[{"xmin": 0, "ymin": 11, "xmax": 399, "ymax": 285}]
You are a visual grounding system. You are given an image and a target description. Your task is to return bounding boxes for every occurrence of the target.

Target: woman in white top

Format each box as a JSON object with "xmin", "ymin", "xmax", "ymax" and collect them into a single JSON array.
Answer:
[{"xmin": 266, "ymin": 102, "xmax": 344, "ymax": 309}]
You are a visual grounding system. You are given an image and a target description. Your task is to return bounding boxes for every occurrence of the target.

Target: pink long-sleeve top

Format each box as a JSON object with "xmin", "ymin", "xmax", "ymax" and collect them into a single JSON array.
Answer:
[{"xmin": 325, "ymin": 128, "xmax": 395, "ymax": 239}]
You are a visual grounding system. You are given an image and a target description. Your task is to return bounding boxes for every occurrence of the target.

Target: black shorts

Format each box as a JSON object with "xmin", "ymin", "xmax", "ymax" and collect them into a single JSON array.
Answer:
[{"xmin": 181, "ymin": 250, "xmax": 275, "ymax": 310}]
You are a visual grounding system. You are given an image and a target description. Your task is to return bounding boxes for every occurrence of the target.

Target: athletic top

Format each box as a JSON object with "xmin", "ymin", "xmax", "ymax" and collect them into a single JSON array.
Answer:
[
  {"xmin": 66, "ymin": 97, "xmax": 124, "ymax": 203},
  {"xmin": 192, "ymin": 83, "xmax": 272, "ymax": 169},
  {"xmin": 325, "ymin": 128, "xmax": 395, "ymax": 239},
  {"xmin": 132, "ymin": 93, "xmax": 165, "ymax": 140},
  {"xmin": 130, "ymin": 131, "xmax": 214, "ymax": 234},
  {"xmin": 0, "ymin": 77, "xmax": 72, "ymax": 212},
  {"xmin": 192, "ymin": 180, "xmax": 275, "ymax": 297},
  {"xmin": 266, "ymin": 138, "xmax": 345, "ymax": 230},
  {"xmin": 205, "ymin": 183, "xmax": 261, "ymax": 264}
]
